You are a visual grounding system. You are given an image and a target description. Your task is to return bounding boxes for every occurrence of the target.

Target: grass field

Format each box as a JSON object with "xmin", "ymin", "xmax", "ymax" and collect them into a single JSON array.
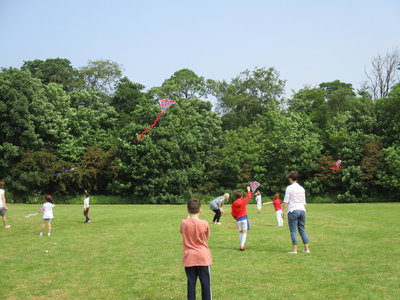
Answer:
[{"xmin": 1, "ymin": 203, "xmax": 399, "ymax": 299}]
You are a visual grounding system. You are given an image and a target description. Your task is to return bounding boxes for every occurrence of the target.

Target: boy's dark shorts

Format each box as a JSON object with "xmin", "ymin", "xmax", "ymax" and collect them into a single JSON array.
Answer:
[{"xmin": 0, "ymin": 208, "xmax": 7, "ymax": 216}]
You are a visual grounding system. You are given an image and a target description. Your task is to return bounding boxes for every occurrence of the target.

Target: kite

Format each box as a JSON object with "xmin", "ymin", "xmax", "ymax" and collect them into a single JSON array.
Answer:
[
  {"xmin": 330, "ymin": 160, "xmax": 342, "ymax": 172},
  {"xmin": 250, "ymin": 181, "xmax": 261, "ymax": 193},
  {"xmin": 54, "ymin": 168, "xmax": 76, "ymax": 176},
  {"xmin": 137, "ymin": 98, "xmax": 175, "ymax": 141}
]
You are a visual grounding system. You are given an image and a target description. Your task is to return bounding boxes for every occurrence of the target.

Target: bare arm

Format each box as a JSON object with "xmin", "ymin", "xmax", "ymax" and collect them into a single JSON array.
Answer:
[{"xmin": 2, "ymin": 192, "xmax": 6, "ymax": 209}]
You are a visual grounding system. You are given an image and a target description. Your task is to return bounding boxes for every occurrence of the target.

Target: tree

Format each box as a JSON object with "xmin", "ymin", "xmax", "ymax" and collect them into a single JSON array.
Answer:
[
  {"xmin": 375, "ymin": 83, "xmax": 400, "ymax": 147},
  {"xmin": 80, "ymin": 60, "xmax": 123, "ymax": 96},
  {"xmin": 376, "ymin": 144, "xmax": 400, "ymax": 199},
  {"xmin": 0, "ymin": 68, "xmax": 69, "ymax": 177},
  {"xmin": 365, "ymin": 48, "xmax": 400, "ymax": 100},
  {"xmin": 111, "ymin": 77, "xmax": 149, "ymax": 123},
  {"xmin": 150, "ymin": 69, "xmax": 214, "ymax": 100},
  {"xmin": 287, "ymin": 86, "xmax": 328, "ymax": 128},
  {"xmin": 216, "ymin": 67, "xmax": 285, "ymax": 130},
  {"xmin": 21, "ymin": 58, "xmax": 82, "ymax": 91},
  {"xmin": 204, "ymin": 126, "xmax": 263, "ymax": 192},
  {"xmin": 256, "ymin": 109, "xmax": 322, "ymax": 194},
  {"xmin": 111, "ymin": 97, "xmax": 222, "ymax": 203}
]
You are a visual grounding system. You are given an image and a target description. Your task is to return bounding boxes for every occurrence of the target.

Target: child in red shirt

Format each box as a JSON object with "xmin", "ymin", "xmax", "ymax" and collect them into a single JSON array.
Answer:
[
  {"xmin": 263, "ymin": 193, "xmax": 284, "ymax": 226},
  {"xmin": 231, "ymin": 186, "xmax": 252, "ymax": 251},
  {"xmin": 180, "ymin": 199, "xmax": 212, "ymax": 300}
]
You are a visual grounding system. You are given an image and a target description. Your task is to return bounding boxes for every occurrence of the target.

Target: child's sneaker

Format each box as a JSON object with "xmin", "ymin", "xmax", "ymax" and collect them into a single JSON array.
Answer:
[
  {"xmin": 5, "ymin": 225, "xmax": 11, "ymax": 228},
  {"xmin": 303, "ymin": 249, "xmax": 311, "ymax": 253},
  {"xmin": 87, "ymin": 220, "xmax": 91, "ymax": 223},
  {"xmin": 47, "ymin": 233, "xmax": 51, "ymax": 237},
  {"xmin": 288, "ymin": 251, "xmax": 297, "ymax": 254},
  {"xmin": 240, "ymin": 246, "xmax": 245, "ymax": 251},
  {"xmin": 39, "ymin": 232, "xmax": 43, "ymax": 236}
]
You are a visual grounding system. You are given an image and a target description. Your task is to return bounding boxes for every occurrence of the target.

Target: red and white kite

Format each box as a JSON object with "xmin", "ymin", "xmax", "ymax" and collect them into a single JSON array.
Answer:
[
  {"xmin": 250, "ymin": 181, "xmax": 261, "ymax": 193},
  {"xmin": 137, "ymin": 98, "xmax": 175, "ymax": 141},
  {"xmin": 330, "ymin": 160, "xmax": 342, "ymax": 172}
]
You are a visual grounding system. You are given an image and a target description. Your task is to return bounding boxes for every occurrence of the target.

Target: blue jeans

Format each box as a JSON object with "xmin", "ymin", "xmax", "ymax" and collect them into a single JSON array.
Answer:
[{"xmin": 288, "ymin": 210, "xmax": 309, "ymax": 245}]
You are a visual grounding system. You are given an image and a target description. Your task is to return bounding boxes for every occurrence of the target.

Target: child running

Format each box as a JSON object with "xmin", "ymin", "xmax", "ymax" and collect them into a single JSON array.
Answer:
[
  {"xmin": 0, "ymin": 181, "xmax": 11, "ymax": 228},
  {"xmin": 231, "ymin": 186, "xmax": 252, "ymax": 251},
  {"xmin": 40, "ymin": 195, "xmax": 55, "ymax": 237},
  {"xmin": 83, "ymin": 189, "xmax": 91, "ymax": 223},
  {"xmin": 263, "ymin": 193, "xmax": 284, "ymax": 226},
  {"xmin": 180, "ymin": 199, "xmax": 212, "ymax": 300}
]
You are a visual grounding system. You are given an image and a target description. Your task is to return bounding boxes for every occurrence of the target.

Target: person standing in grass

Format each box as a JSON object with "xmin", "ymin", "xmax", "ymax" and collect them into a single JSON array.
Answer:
[
  {"xmin": 40, "ymin": 195, "xmax": 55, "ymax": 237},
  {"xmin": 83, "ymin": 189, "xmax": 91, "ymax": 223},
  {"xmin": 231, "ymin": 186, "xmax": 252, "ymax": 251},
  {"xmin": 255, "ymin": 191, "xmax": 262, "ymax": 214},
  {"xmin": 282, "ymin": 171, "xmax": 310, "ymax": 254},
  {"xmin": 180, "ymin": 199, "xmax": 212, "ymax": 300},
  {"xmin": 209, "ymin": 193, "xmax": 230, "ymax": 224},
  {"xmin": 0, "ymin": 181, "xmax": 11, "ymax": 229},
  {"xmin": 263, "ymin": 193, "xmax": 284, "ymax": 226}
]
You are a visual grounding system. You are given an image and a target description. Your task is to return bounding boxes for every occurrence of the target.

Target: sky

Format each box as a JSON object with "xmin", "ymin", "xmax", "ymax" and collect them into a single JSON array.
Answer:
[{"xmin": 0, "ymin": 0, "xmax": 399, "ymax": 103}]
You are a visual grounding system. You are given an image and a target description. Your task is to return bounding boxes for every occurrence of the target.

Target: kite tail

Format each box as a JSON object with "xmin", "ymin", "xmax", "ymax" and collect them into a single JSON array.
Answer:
[{"xmin": 137, "ymin": 111, "xmax": 164, "ymax": 141}]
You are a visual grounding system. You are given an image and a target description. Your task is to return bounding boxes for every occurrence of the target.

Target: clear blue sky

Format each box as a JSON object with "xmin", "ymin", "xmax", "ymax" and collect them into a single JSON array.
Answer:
[{"xmin": 1, "ymin": 0, "xmax": 399, "ymax": 101}]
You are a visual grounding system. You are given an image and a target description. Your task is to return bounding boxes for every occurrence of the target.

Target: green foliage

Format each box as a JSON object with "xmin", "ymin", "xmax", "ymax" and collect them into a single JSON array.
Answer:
[
  {"xmin": 216, "ymin": 67, "xmax": 285, "ymax": 130},
  {"xmin": 376, "ymin": 144, "xmax": 400, "ymax": 198},
  {"xmin": 257, "ymin": 110, "xmax": 322, "ymax": 193},
  {"xmin": 79, "ymin": 59, "xmax": 123, "ymax": 96},
  {"xmin": 21, "ymin": 58, "xmax": 82, "ymax": 91},
  {"xmin": 1, "ymin": 59, "xmax": 400, "ymax": 203}
]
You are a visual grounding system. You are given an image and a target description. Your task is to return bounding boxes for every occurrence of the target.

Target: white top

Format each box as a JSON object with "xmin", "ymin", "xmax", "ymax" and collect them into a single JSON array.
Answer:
[
  {"xmin": 0, "ymin": 189, "xmax": 4, "ymax": 208},
  {"xmin": 283, "ymin": 182, "xmax": 306, "ymax": 212},
  {"xmin": 42, "ymin": 202, "xmax": 55, "ymax": 219},
  {"xmin": 255, "ymin": 195, "xmax": 262, "ymax": 203},
  {"xmin": 84, "ymin": 197, "xmax": 90, "ymax": 209}
]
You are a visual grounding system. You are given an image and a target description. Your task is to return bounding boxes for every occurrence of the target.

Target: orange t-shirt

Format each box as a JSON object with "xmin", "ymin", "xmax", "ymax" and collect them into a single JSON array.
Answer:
[{"xmin": 180, "ymin": 218, "xmax": 212, "ymax": 267}]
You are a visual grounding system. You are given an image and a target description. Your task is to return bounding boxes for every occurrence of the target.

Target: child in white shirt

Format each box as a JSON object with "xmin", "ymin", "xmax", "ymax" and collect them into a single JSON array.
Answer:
[
  {"xmin": 0, "ymin": 181, "xmax": 11, "ymax": 228},
  {"xmin": 83, "ymin": 190, "xmax": 91, "ymax": 223},
  {"xmin": 40, "ymin": 195, "xmax": 55, "ymax": 236}
]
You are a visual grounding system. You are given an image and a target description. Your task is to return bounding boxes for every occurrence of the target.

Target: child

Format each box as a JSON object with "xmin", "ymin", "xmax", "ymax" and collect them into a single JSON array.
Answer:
[
  {"xmin": 263, "ymin": 193, "xmax": 284, "ymax": 226},
  {"xmin": 255, "ymin": 191, "xmax": 262, "ymax": 214},
  {"xmin": 231, "ymin": 186, "xmax": 252, "ymax": 251},
  {"xmin": 83, "ymin": 190, "xmax": 91, "ymax": 223},
  {"xmin": 180, "ymin": 199, "xmax": 212, "ymax": 300},
  {"xmin": 0, "ymin": 181, "xmax": 11, "ymax": 228},
  {"xmin": 40, "ymin": 195, "xmax": 55, "ymax": 236}
]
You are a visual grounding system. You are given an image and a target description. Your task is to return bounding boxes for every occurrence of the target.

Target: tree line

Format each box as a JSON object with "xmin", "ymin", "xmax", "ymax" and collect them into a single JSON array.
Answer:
[{"xmin": 1, "ymin": 53, "xmax": 399, "ymax": 203}]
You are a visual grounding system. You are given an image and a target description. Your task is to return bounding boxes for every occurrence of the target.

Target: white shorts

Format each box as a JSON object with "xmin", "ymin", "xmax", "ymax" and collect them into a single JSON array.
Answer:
[{"xmin": 237, "ymin": 219, "xmax": 248, "ymax": 231}]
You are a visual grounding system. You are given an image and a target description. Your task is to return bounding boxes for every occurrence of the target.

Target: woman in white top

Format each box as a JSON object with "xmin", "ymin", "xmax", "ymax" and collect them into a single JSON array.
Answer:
[
  {"xmin": 0, "ymin": 181, "xmax": 11, "ymax": 228},
  {"xmin": 282, "ymin": 171, "xmax": 310, "ymax": 254},
  {"xmin": 40, "ymin": 195, "xmax": 55, "ymax": 236}
]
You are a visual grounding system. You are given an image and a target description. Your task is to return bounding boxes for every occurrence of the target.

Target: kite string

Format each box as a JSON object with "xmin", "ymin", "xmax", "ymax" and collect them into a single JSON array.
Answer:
[
  {"xmin": 223, "ymin": 213, "xmax": 237, "ymax": 229},
  {"xmin": 137, "ymin": 111, "xmax": 164, "ymax": 141}
]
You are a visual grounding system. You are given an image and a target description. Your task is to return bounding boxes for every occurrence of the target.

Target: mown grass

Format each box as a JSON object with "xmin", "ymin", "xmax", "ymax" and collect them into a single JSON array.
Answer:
[{"xmin": 1, "ymin": 203, "xmax": 399, "ymax": 299}]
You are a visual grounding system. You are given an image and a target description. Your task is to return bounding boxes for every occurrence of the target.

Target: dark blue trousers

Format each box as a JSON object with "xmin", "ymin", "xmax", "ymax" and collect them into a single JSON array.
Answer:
[{"xmin": 185, "ymin": 266, "xmax": 212, "ymax": 300}]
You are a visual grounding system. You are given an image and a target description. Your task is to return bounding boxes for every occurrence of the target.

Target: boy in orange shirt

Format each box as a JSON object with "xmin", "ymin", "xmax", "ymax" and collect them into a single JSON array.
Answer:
[{"xmin": 180, "ymin": 199, "xmax": 212, "ymax": 300}]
